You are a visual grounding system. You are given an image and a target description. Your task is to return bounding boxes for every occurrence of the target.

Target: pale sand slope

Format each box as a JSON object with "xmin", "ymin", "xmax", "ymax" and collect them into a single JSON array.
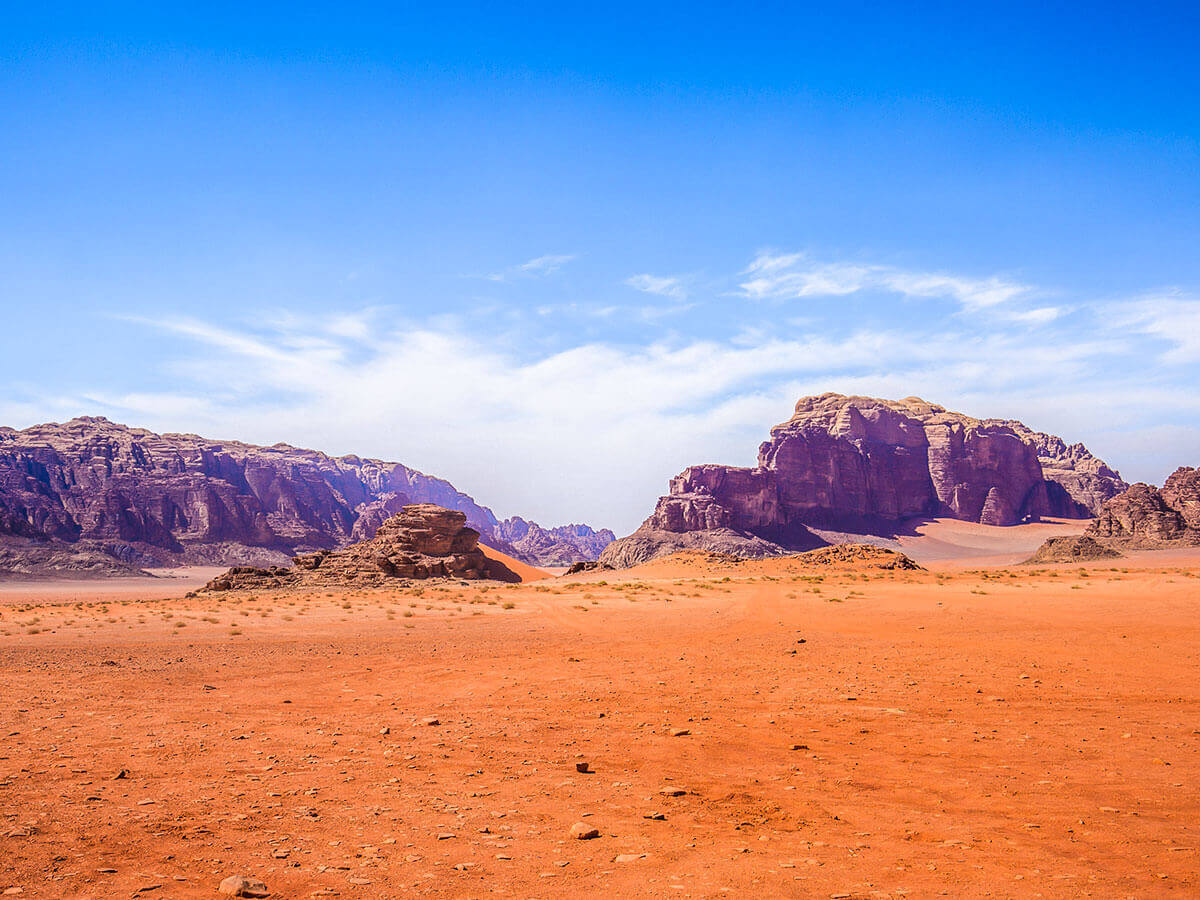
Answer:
[
  {"xmin": 895, "ymin": 516, "xmax": 1090, "ymax": 566},
  {"xmin": 0, "ymin": 567, "xmax": 225, "ymax": 604}
]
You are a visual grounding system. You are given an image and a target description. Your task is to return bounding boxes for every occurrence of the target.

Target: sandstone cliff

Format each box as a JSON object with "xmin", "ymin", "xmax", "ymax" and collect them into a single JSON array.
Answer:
[
  {"xmin": 991, "ymin": 420, "xmax": 1128, "ymax": 517},
  {"xmin": 601, "ymin": 394, "xmax": 1127, "ymax": 567},
  {"xmin": 0, "ymin": 417, "xmax": 611, "ymax": 572}
]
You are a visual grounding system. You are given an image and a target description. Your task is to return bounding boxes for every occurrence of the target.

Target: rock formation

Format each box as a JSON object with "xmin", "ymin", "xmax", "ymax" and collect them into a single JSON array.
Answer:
[
  {"xmin": 601, "ymin": 394, "xmax": 1127, "ymax": 567},
  {"xmin": 791, "ymin": 544, "xmax": 923, "ymax": 570},
  {"xmin": 205, "ymin": 504, "xmax": 519, "ymax": 590},
  {"xmin": 1084, "ymin": 468, "xmax": 1200, "ymax": 548},
  {"xmin": 0, "ymin": 416, "xmax": 612, "ymax": 572},
  {"xmin": 1023, "ymin": 535, "xmax": 1123, "ymax": 564},
  {"xmin": 0, "ymin": 537, "xmax": 152, "ymax": 580},
  {"xmin": 597, "ymin": 526, "xmax": 790, "ymax": 570},
  {"xmin": 992, "ymin": 420, "xmax": 1128, "ymax": 517}
]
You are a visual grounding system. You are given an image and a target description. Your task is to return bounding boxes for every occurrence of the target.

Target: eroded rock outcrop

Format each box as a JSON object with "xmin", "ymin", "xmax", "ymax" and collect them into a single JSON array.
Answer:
[
  {"xmin": 1023, "ymin": 535, "xmax": 1123, "ymax": 564},
  {"xmin": 602, "ymin": 394, "xmax": 1126, "ymax": 567},
  {"xmin": 1085, "ymin": 468, "xmax": 1200, "ymax": 548},
  {"xmin": 205, "ymin": 504, "xmax": 519, "ymax": 589},
  {"xmin": 0, "ymin": 417, "xmax": 611, "ymax": 571}
]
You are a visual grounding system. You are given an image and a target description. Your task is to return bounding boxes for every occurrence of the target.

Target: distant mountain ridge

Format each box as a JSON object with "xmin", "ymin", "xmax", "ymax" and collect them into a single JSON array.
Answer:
[
  {"xmin": 0, "ymin": 416, "xmax": 613, "ymax": 572},
  {"xmin": 601, "ymin": 393, "xmax": 1127, "ymax": 567}
]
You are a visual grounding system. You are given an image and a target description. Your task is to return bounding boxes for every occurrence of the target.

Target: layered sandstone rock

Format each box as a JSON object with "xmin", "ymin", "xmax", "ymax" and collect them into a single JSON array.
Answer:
[
  {"xmin": 602, "ymin": 394, "xmax": 1127, "ymax": 567},
  {"xmin": 0, "ymin": 417, "xmax": 611, "ymax": 570},
  {"xmin": 1085, "ymin": 469, "xmax": 1200, "ymax": 548},
  {"xmin": 993, "ymin": 421, "xmax": 1128, "ymax": 517},
  {"xmin": 1160, "ymin": 467, "xmax": 1200, "ymax": 530},
  {"xmin": 205, "ymin": 504, "xmax": 519, "ymax": 590},
  {"xmin": 1023, "ymin": 535, "xmax": 1122, "ymax": 564}
]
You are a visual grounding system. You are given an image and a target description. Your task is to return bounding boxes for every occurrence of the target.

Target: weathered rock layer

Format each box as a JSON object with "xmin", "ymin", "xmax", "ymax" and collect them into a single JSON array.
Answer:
[
  {"xmin": 205, "ymin": 504, "xmax": 519, "ymax": 590},
  {"xmin": 1084, "ymin": 467, "xmax": 1200, "ymax": 548},
  {"xmin": 602, "ymin": 394, "xmax": 1127, "ymax": 567},
  {"xmin": 1023, "ymin": 535, "xmax": 1123, "ymax": 564}
]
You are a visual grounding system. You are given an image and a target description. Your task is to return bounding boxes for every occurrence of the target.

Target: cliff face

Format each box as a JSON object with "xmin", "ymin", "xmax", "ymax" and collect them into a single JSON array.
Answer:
[
  {"xmin": 992, "ymin": 421, "xmax": 1129, "ymax": 517},
  {"xmin": 601, "ymin": 394, "xmax": 1127, "ymax": 567},
  {"xmin": 0, "ymin": 417, "xmax": 611, "ymax": 570}
]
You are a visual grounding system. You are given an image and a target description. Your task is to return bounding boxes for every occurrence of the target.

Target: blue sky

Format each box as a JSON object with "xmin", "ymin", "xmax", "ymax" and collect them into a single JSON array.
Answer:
[{"xmin": 2, "ymin": 3, "xmax": 1199, "ymax": 532}]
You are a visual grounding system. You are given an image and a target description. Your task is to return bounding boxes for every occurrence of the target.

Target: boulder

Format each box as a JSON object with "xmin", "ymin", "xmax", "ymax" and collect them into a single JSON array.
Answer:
[{"xmin": 218, "ymin": 875, "xmax": 269, "ymax": 898}]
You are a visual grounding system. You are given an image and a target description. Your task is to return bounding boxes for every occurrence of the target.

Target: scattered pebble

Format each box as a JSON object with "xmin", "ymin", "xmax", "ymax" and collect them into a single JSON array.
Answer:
[{"xmin": 570, "ymin": 822, "xmax": 600, "ymax": 840}]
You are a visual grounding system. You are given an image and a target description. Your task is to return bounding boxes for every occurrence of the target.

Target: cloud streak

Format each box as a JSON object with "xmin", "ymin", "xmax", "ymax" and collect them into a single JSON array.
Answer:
[
  {"xmin": 485, "ymin": 253, "xmax": 578, "ymax": 282},
  {"xmin": 1114, "ymin": 291, "xmax": 1200, "ymax": 363},
  {"xmin": 625, "ymin": 273, "xmax": 688, "ymax": 300},
  {"xmin": 739, "ymin": 251, "xmax": 1033, "ymax": 310}
]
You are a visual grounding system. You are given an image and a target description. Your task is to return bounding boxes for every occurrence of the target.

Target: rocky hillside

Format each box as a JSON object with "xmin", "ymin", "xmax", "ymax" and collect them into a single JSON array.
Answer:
[
  {"xmin": 0, "ymin": 417, "xmax": 613, "ymax": 572},
  {"xmin": 493, "ymin": 518, "xmax": 616, "ymax": 566},
  {"xmin": 1084, "ymin": 467, "xmax": 1200, "ymax": 548},
  {"xmin": 601, "ymin": 394, "xmax": 1127, "ymax": 567}
]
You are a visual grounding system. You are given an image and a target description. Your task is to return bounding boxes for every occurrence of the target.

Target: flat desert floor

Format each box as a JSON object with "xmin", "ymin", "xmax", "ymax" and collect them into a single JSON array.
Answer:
[{"xmin": 1, "ymin": 544, "xmax": 1198, "ymax": 898}]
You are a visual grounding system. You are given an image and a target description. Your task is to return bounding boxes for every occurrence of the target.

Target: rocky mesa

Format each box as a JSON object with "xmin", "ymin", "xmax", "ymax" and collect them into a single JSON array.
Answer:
[
  {"xmin": 601, "ymin": 393, "xmax": 1127, "ymax": 567},
  {"xmin": 0, "ymin": 416, "xmax": 613, "ymax": 575}
]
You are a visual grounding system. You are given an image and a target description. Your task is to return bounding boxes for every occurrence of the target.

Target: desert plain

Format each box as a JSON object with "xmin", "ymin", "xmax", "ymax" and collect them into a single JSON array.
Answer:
[{"xmin": 1, "ymin": 524, "xmax": 1197, "ymax": 899}]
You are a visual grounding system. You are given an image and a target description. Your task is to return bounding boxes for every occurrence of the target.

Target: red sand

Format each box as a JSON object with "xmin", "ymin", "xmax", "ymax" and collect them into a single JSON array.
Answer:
[
  {"xmin": 0, "ymin": 548, "xmax": 1197, "ymax": 898},
  {"xmin": 479, "ymin": 543, "xmax": 553, "ymax": 583}
]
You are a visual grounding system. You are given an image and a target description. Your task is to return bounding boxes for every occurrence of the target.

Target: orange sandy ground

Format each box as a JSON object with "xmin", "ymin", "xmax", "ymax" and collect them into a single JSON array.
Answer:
[{"xmin": 1, "ymin": 552, "xmax": 1198, "ymax": 898}]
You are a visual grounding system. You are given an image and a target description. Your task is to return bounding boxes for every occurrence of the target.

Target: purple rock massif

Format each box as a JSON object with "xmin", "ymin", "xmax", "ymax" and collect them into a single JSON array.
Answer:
[
  {"xmin": 601, "ymin": 394, "xmax": 1127, "ymax": 567},
  {"xmin": 0, "ymin": 417, "xmax": 613, "ymax": 575}
]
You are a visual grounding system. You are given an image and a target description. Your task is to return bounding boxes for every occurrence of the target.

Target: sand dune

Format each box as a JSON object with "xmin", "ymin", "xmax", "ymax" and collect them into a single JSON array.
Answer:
[
  {"xmin": 894, "ymin": 516, "xmax": 1090, "ymax": 565},
  {"xmin": 479, "ymin": 542, "xmax": 553, "ymax": 582}
]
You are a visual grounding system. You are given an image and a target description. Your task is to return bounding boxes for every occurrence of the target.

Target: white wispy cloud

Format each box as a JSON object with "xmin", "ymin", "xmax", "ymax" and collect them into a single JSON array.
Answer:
[
  {"xmin": 520, "ymin": 254, "xmax": 576, "ymax": 274},
  {"xmin": 739, "ymin": 251, "xmax": 1033, "ymax": 310},
  {"xmin": 625, "ymin": 273, "xmax": 688, "ymax": 300},
  {"xmin": 1113, "ymin": 292, "xmax": 1200, "ymax": 363},
  {"xmin": 485, "ymin": 253, "xmax": 578, "ymax": 282}
]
